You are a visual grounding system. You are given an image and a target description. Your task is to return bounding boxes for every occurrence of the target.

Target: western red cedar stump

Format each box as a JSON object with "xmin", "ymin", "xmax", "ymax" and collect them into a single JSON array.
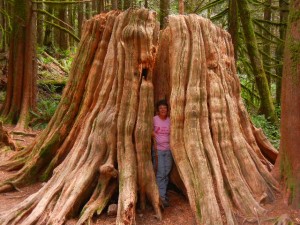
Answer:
[{"xmin": 0, "ymin": 9, "xmax": 279, "ymax": 225}]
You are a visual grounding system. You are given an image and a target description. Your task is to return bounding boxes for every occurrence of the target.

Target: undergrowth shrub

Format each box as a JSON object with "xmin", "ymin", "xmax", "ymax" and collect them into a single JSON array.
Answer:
[
  {"xmin": 251, "ymin": 108, "xmax": 281, "ymax": 149},
  {"xmin": 30, "ymin": 98, "xmax": 59, "ymax": 130}
]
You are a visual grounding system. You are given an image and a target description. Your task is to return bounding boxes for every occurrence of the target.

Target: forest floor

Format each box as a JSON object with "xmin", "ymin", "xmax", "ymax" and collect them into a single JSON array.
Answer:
[{"xmin": 0, "ymin": 125, "xmax": 299, "ymax": 225}]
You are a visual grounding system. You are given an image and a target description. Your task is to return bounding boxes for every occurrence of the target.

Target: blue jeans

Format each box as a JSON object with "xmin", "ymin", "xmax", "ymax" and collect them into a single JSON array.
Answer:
[{"xmin": 152, "ymin": 149, "xmax": 173, "ymax": 200}]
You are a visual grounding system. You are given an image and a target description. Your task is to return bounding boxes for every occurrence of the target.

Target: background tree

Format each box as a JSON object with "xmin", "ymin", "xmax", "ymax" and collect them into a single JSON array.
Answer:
[
  {"xmin": 0, "ymin": 0, "xmax": 37, "ymax": 130},
  {"xmin": 275, "ymin": 0, "xmax": 300, "ymax": 208},
  {"xmin": 57, "ymin": 5, "xmax": 69, "ymax": 50},
  {"xmin": 160, "ymin": 0, "xmax": 170, "ymax": 28},
  {"xmin": 237, "ymin": 0, "xmax": 277, "ymax": 123},
  {"xmin": 262, "ymin": 0, "xmax": 272, "ymax": 87},
  {"xmin": 36, "ymin": 2, "xmax": 44, "ymax": 45},
  {"xmin": 275, "ymin": 0, "xmax": 289, "ymax": 105},
  {"xmin": 0, "ymin": 0, "xmax": 9, "ymax": 52},
  {"xmin": 228, "ymin": 0, "xmax": 238, "ymax": 60}
]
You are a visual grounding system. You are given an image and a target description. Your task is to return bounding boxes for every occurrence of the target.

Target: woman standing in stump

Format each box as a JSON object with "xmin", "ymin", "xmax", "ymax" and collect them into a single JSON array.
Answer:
[{"xmin": 152, "ymin": 99, "xmax": 172, "ymax": 207}]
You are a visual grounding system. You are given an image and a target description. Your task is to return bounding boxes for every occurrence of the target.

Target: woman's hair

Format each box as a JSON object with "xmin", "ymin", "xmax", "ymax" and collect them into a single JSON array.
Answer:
[{"xmin": 156, "ymin": 99, "xmax": 169, "ymax": 111}]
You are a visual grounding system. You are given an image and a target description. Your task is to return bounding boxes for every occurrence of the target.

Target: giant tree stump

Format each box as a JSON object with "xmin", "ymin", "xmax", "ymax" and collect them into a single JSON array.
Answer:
[{"xmin": 0, "ymin": 9, "xmax": 279, "ymax": 225}]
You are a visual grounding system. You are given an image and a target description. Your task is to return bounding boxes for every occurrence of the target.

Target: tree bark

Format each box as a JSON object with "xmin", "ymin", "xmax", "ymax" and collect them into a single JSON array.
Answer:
[
  {"xmin": 68, "ymin": 4, "xmax": 75, "ymax": 47},
  {"xmin": 237, "ymin": 0, "xmax": 277, "ymax": 123},
  {"xmin": 160, "ymin": 0, "xmax": 170, "ymax": 29},
  {"xmin": 178, "ymin": 0, "xmax": 184, "ymax": 14},
  {"xmin": 85, "ymin": 1, "xmax": 92, "ymax": 19},
  {"xmin": 112, "ymin": 0, "xmax": 118, "ymax": 10},
  {"xmin": 0, "ymin": 0, "xmax": 37, "ymax": 130},
  {"xmin": 262, "ymin": 0, "xmax": 272, "ymax": 87},
  {"xmin": 117, "ymin": 0, "xmax": 122, "ymax": 9},
  {"xmin": 228, "ymin": 0, "xmax": 238, "ymax": 61},
  {"xmin": 36, "ymin": 2, "xmax": 44, "ymax": 45},
  {"xmin": 76, "ymin": 2, "xmax": 84, "ymax": 38},
  {"xmin": 0, "ymin": 10, "xmax": 279, "ymax": 225},
  {"xmin": 58, "ymin": 6, "xmax": 69, "ymax": 50},
  {"xmin": 275, "ymin": 0, "xmax": 289, "ymax": 105},
  {"xmin": 0, "ymin": 0, "xmax": 7, "ymax": 52},
  {"xmin": 274, "ymin": 0, "xmax": 300, "ymax": 208}
]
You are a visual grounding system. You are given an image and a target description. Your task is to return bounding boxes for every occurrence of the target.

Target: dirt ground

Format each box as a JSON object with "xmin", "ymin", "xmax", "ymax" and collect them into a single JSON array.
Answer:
[{"xmin": 0, "ymin": 126, "xmax": 299, "ymax": 225}]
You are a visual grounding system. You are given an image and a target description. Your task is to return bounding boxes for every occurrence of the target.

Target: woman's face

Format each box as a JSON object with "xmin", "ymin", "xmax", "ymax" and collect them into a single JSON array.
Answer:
[{"xmin": 158, "ymin": 105, "xmax": 168, "ymax": 118}]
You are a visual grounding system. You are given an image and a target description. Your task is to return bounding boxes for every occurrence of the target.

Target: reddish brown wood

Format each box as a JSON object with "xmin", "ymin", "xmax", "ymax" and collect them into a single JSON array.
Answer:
[{"xmin": 274, "ymin": 0, "xmax": 300, "ymax": 208}]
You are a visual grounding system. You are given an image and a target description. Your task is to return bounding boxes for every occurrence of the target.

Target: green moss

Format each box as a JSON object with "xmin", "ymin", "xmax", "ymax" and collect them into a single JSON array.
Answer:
[
  {"xmin": 289, "ymin": 10, "xmax": 300, "ymax": 23},
  {"xmin": 39, "ymin": 133, "xmax": 60, "ymax": 158},
  {"xmin": 40, "ymin": 159, "xmax": 57, "ymax": 181},
  {"xmin": 195, "ymin": 202, "xmax": 202, "ymax": 221},
  {"xmin": 288, "ymin": 38, "xmax": 300, "ymax": 84}
]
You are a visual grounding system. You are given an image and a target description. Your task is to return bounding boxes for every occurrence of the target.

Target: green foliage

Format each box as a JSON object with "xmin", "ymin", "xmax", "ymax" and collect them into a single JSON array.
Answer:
[
  {"xmin": 0, "ymin": 91, "xmax": 6, "ymax": 102},
  {"xmin": 30, "ymin": 98, "xmax": 59, "ymax": 130},
  {"xmin": 37, "ymin": 46, "xmax": 75, "ymax": 72},
  {"xmin": 251, "ymin": 109, "xmax": 280, "ymax": 149},
  {"xmin": 56, "ymin": 48, "xmax": 76, "ymax": 71}
]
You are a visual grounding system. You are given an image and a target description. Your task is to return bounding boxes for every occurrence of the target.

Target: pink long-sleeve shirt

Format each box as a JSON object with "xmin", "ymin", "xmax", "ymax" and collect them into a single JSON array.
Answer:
[{"xmin": 153, "ymin": 115, "xmax": 170, "ymax": 151}]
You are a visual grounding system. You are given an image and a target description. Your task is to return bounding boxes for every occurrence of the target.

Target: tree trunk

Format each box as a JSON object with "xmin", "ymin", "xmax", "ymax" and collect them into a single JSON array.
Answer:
[
  {"xmin": 262, "ymin": 0, "xmax": 272, "ymax": 87},
  {"xmin": 92, "ymin": 0, "xmax": 97, "ymax": 15},
  {"xmin": 237, "ymin": 0, "xmax": 277, "ymax": 123},
  {"xmin": 58, "ymin": 6, "xmax": 69, "ymax": 50},
  {"xmin": 85, "ymin": 1, "xmax": 92, "ymax": 19},
  {"xmin": 0, "ymin": 10, "xmax": 279, "ymax": 225},
  {"xmin": 179, "ymin": 0, "xmax": 184, "ymax": 14},
  {"xmin": 43, "ymin": 3, "xmax": 54, "ymax": 52},
  {"xmin": 68, "ymin": 4, "xmax": 75, "ymax": 48},
  {"xmin": 274, "ymin": 0, "xmax": 300, "ymax": 208},
  {"xmin": 0, "ymin": 0, "xmax": 7, "ymax": 52},
  {"xmin": 111, "ymin": 0, "xmax": 118, "ymax": 10},
  {"xmin": 228, "ymin": 0, "xmax": 238, "ymax": 61},
  {"xmin": 36, "ymin": 2, "xmax": 44, "ymax": 45},
  {"xmin": 98, "ymin": 0, "xmax": 105, "ymax": 12},
  {"xmin": 160, "ymin": 0, "xmax": 170, "ymax": 29},
  {"xmin": 77, "ymin": 3, "xmax": 84, "ymax": 38},
  {"xmin": 275, "ymin": 0, "xmax": 289, "ymax": 105},
  {"xmin": 0, "ymin": 0, "xmax": 37, "ymax": 130},
  {"xmin": 117, "ymin": 0, "xmax": 122, "ymax": 9}
]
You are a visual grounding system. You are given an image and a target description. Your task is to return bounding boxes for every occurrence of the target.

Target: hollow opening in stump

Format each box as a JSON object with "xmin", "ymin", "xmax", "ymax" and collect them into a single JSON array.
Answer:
[{"xmin": 141, "ymin": 68, "xmax": 148, "ymax": 80}]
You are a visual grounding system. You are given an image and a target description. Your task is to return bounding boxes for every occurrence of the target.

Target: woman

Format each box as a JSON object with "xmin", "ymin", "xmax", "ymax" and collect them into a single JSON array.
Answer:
[{"xmin": 152, "ymin": 99, "xmax": 172, "ymax": 207}]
